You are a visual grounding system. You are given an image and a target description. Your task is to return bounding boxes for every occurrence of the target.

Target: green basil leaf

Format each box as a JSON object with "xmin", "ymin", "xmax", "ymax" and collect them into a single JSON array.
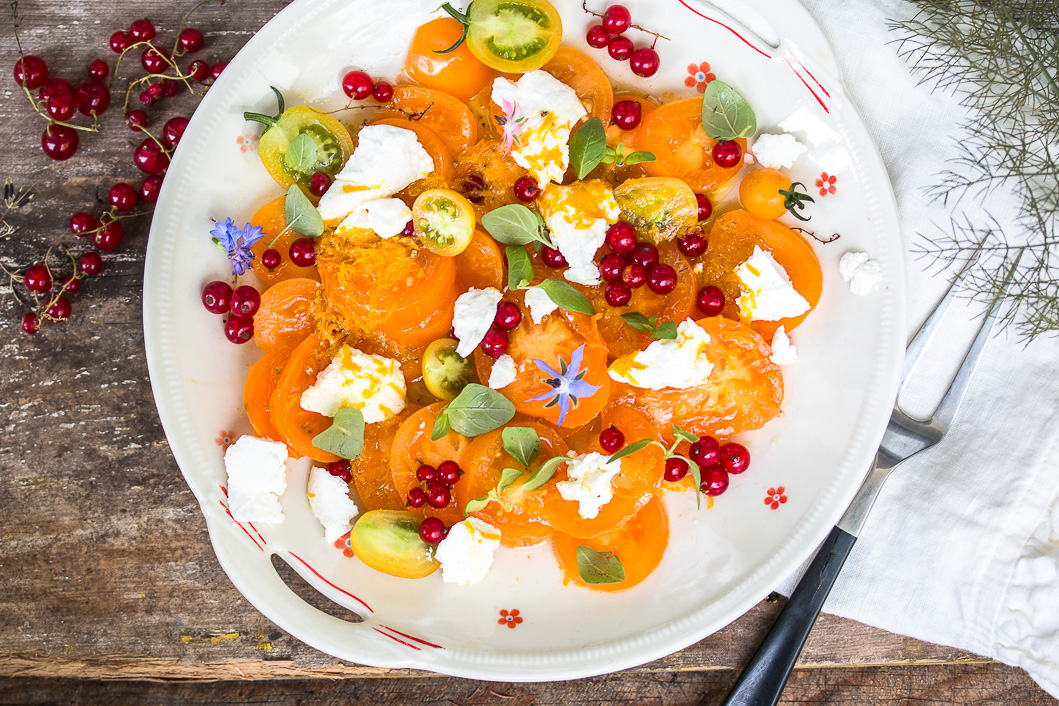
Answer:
[
  {"xmin": 445, "ymin": 384, "xmax": 516, "ymax": 437},
  {"xmin": 431, "ymin": 412, "xmax": 451, "ymax": 441},
  {"xmin": 535, "ymin": 279, "xmax": 596, "ymax": 316},
  {"xmin": 505, "ymin": 245, "xmax": 534, "ymax": 291},
  {"xmin": 671, "ymin": 425, "xmax": 699, "ymax": 444},
  {"xmin": 284, "ymin": 185, "xmax": 324, "ymax": 238},
  {"xmin": 622, "ymin": 150, "xmax": 656, "ymax": 166},
  {"xmin": 502, "ymin": 426, "xmax": 541, "ymax": 467},
  {"xmin": 621, "ymin": 312, "xmax": 655, "ymax": 333},
  {"xmin": 482, "ymin": 204, "xmax": 544, "ymax": 246},
  {"xmin": 651, "ymin": 321, "xmax": 678, "ymax": 340},
  {"xmin": 569, "ymin": 117, "xmax": 607, "ymax": 180},
  {"xmin": 522, "ymin": 455, "xmax": 567, "ymax": 492},
  {"xmin": 576, "ymin": 546, "xmax": 625, "ymax": 585},
  {"xmin": 311, "ymin": 407, "xmax": 365, "ymax": 460},
  {"xmin": 284, "ymin": 133, "xmax": 318, "ymax": 174},
  {"xmin": 607, "ymin": 438, "xmax": 656, "ymax": 464},
  {"xmin": 497, "ymin": 467, "xmax": 524, "ymax": 493},
  {"xmin": 701, "ymin": 80, "xmax": 757, "ymax": 141}
]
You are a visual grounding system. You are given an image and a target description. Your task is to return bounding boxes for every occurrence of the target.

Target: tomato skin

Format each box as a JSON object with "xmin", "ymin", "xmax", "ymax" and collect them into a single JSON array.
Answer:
[
  {"xmin": 405, "ymin": 18, "xmax": 496, "ymax": 102},
  {"xmin": 351, "ymin": 510, "xmax": 440, "ymax": 579},
  {"xmin": 465, "ymin": 0, "xmax": 563, "ymax": 73},
  {"xmin": 269, "ymin": 333, "xmax": 340, "ymax": 463},
  {"xmin": 249, "ymin": 196, "xmax": 320, "ymax": 285},
  {"xmin": 255, "ymin": 278, "xmax": 320, "ymax": 353},
  {"xmin": 253, "ymin": 105, "xmax": 355, "ymax": 195},
  {"xmin": 739, "ymin": 168, "xmax": 792, "ymax": 220}
]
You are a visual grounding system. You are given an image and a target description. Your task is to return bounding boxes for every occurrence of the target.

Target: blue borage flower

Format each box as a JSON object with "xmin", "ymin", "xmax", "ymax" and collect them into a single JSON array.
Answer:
[
  {"xmin": 211, "ymin": 217, "xmax": 265, "ymax": 276},
  {"xmin": 526, "ymin": 344, "xmax": 601, "ymax": 427}
]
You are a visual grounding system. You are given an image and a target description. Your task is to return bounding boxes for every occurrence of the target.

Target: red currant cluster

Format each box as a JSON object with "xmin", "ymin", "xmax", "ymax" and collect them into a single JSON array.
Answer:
[
  {"xmin": 326, "ymin": 459, "xmax": 354, "ymax": 484},
  {"xmin": 200, "ymin": 281, "xmax": 261, "ymax": 344},
  {"xmin": 257, "ymin": 235, "xmax": 318, "ymax": 275},
  {"xmin": 406, "ymin": 460, "xmax": 463, "ymax": 516},
  {"xmin": 18, "ymin": 250, "xmax": 104, "ymax": 335},
  {"xmin": 582, "ymin": 3, "xmax": 667, "ymax": 78},
  {"xmin": 340, "ymin": 70, "xmax": 394, "ymax": 104},
  {"xmin": 479, "ymin": 300, "xmax": 523, "ymax": 359},
  {"xmin": 665, "ymin": 436, "xmax": 751, "ymax": 497},
  {"xmin": 597, "ymin": 223, "xmax": 677, "ymax": 306}
]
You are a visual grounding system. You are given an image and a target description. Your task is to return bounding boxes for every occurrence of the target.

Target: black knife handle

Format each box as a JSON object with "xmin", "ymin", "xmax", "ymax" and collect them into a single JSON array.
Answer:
[{"xmin": 717, "ymin": 525, "xmax": 858, "ymax": 706}]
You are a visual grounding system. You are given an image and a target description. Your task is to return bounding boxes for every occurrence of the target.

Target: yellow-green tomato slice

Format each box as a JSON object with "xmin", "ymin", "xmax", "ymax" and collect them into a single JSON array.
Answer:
[
  {"xmin": 466, "ymin": 0, "xmax": 563, "ymax": 73},
  {"xmin": 412, "ymin": 188, "xmax": 476, "ymax": 256},
  {"xmin": 613, "ymin": 176, "xmax": 699, "ymax": 244},
  {"xmin": 422, "ymin": 338, "xmax": 475, "ymax": 401},
  {"xmin": 350, "ymin": 510, "xmax": 439, "ymax": 579}
]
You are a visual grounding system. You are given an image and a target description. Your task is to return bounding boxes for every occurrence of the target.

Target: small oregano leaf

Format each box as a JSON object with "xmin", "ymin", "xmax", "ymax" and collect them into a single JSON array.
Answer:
[
  {"xmin": 522, "ymin": 455, "xmax": 567, "ymax": 492},
  {"xmin": 671, "ymin": 425, "xmax": 699, "ymax": 444},
  {"xmin": 535, "ymin": 279, "xmax": 596, "ymax": 316},
  {"xmin": 481, "ymin": 204, "xmax": 545, "ymax": 246},
  {"xmin": 284, "ymin": 185, "xmax": 324, "ymax": 238},
  {"xmin": 701, "ymin": 80, "xmax": 757, "ymax": 141},
  {"xmin": 445, "ymin": 384, "xmax": 516, "ymax": 437},
  {"xmin": 622, "ymin": 150, "xmax": 656, "ymax": 166},
  {"xmin": 506, "ymin": 245, "xmax": 534, "ymax": 291},
  {"xmin": 576, "ymin": 545, "xmax": 625, "ymax": 585},
  {"xmin": 431, "ymin": 412, "xmax": 451, "ymax": 441},
  {"xmin": 311, "ymin": 407, "xmax": 365, "ymax": 460},
  {"xmin": 502, "ymin": 426, "xmax": 541, "ymax": 467},
  {"xmin": 284, "ymin": 133, "xmax": 318, "ymax": 174},
  {"xmin": 569, "ymin": 117, "xmax": 607, "ymax": 179},
  {"xmin": 621, "ymin": 312, "xmax": 657, "ymax": 333},
  {"xmin": 607, "ymin": 438, "xmax": 655, "ymax": 464},
  {"xmin": 652, "ymin": 321, "xmax": 678, "ymax": 340},
  {"xmin": 464, "ymin": 490, "xmax": 496, "ymax": 516},
  {"xmin": 497, "ymin": 467, "xmax": 525, "ymax": 493}
]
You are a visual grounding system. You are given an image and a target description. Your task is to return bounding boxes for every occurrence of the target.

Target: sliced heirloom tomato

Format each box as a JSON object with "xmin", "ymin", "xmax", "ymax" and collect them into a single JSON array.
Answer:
[
  {"xmin": 255, "ymin": 278, "xmax": 320, "ymax": 353},
  {"xmin": 599, "ymin": 405, "xmax": 666, "ymax": 495},
  {"xmin": 351, "ymin": 510, "xmax": 440, "ymax": 579},
  {"xmin": 455, "ymin": 229, "xmax": 504, "ymax": 291},
  {"xmin": 404, "ymin": 17, "xmax": 496, "ymax": 102},
  {"xmin": 384, "ymin": 86, "xmax": 478, "ymax": 154},
  {"xmin": 353, "ymin": 412, "xmax": 412, "ymax": 513},
  {"xmin": 269, "ymin": 333, "xmax": 339, "ymax": 463},
  {"xmin": 422, "ymin": 338, "xmax": 476, "ymax": 401},
  {"xmin": 541, "ymin": 46, "xmax": 613, "ymax": 124},
  {"xmin": 390, "ymin": 403, "xmax": 474, "ymax": 525},
  {"xmin": 453, "ymin": 139, "xmax": 527, "ymax": 219},
  {"xmin": 552, "ymin": 496, "xmax": 668, "ymax": 592},
  {"xmin": 249, "ymin": 196, "xmax": 321, "ymax": 286},
  {"xmin": 699, "ymin": 209, "xmax": 823, "ymax": 339},
  {"xmin": 412, "ymin": 188, "xmax": 476, "ymax": 256},
  {"xmin": 244, "ymin": 348, "xmax": 291, "ymax": 442},
  {"xmin": 613, "ymin": 177, "xmax": 699, "ymax": 244},
  {"xmin": 443, "ymin": 0, "xmax": 563, "ymax": 74}
]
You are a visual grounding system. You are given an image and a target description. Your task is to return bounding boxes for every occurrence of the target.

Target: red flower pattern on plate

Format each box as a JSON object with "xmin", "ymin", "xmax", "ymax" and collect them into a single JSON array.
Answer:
[
  {"xmin": 765, "ymin": 486, "xmax": 788, "ymax": 510},
  {"xmin": 237, "ymin": 132, "xmax": 260, "ymax": 153},
  {"xmin": 498, "ymin": 609, "xmax": 523, "ymax": 629},
  {"xmin": 216, "ymin": 429, "xmax": 236, "ymax": 450},
  {"xmin": 684, "ymin": 62, "xmax": 716, "ymax": 93},
  {"xmin": 815, "ymin": 172, "xmax": 837, "ymax": 197},
  {"xmin": 334, "ymin": 531, "xmax": 354, "ymax": 558}
]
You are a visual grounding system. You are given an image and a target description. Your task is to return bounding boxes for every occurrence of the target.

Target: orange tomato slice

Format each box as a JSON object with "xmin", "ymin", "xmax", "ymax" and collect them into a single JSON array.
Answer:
[
  {"xmin": 390, "ymin": 402, "xmax": 474, "ymax": 525},
  {"xmin": 269, "ymin": 333, "xmax": 339, "ymax": 463},
  {"xmin": 255, "ymin": 278, "xmax": 320, "ymax": 353},
  {"xmin": 541, "ymin": 46, "xmax": 614, "ymax": 124},
  {"xmin": 384, "ymin": 86, "xmax": 478, "ymax": 154},
  {"xmin": 404, "ymin": 17, "xmax": 496, "ymax": 102},
  {"xmin": 249, "ymin": 196, "xmax": 321, "ymax": 286},
  {"xmin": 455, "ymin": 229, "xmax": 504, "ymax": 291},
  {"xmin": 353, "ymin": 412, "xmax": 411, "ymax": 513},
  {"xmin": 369, "ymin": 117, "xmax": 454, "ymax": 179},
  {"xmin": 599, "ymin": 405, "xmax": 666, "ymax": 495},
  {"xmin": 244, "ymin": 348, "xmax": 291, "ymax": 442}
]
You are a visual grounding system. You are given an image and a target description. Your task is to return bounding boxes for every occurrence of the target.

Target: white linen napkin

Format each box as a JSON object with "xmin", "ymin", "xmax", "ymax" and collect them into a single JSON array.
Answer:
[{"xmin": 776, "ymin": 0, "xmax": 1059, "ymax": 697}]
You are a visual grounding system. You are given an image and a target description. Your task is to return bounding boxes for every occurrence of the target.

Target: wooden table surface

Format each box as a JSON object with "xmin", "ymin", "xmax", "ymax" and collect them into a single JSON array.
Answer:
[{"xmin": 1, "ymin": 1, "xmax": 1055, "ymax": 704}]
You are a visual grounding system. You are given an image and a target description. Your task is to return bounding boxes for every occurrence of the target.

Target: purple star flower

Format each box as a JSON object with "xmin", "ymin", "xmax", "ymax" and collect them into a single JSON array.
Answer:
[
  {"xmin": 526, "ymin": 344, "xmax": 602, "ymax": 427},
  {"xmin": 211, "ymin": 218, "xmax": 265, "ymax": 276}
]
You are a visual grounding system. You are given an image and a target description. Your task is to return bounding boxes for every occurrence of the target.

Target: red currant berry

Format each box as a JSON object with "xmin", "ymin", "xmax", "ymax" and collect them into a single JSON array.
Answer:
[
  {"xmin": 608, "ymin": 35, "xmax": 634, "ymax": 61},
  {"xmin": 37, "ymin": 77, "xmax": 72, "ymax": 103},
  {"xmin": 416, "ymin": 464, "xmax": 437, "ymax": 483},
  {"xmin": 696, "ymin": 285, "xmax": 725, "ymax": 316},
  {"xmin": 605, "ymin": 222, "xmax": 637, "ymax": 254},
  {"xmin": 139, "ymin": 90, "xmax": 155, "ymax": 106},
  {"xmin": 127, "ymin": 109, "xmax": 148, "ymax": 130},
  {"xmin": 43, "ymin": 89, "xmax": 76, "ymax": 121},
  {"xmin": 426, "ymin": 482, "xmax": 452, "ymax": 509},
  {"xmin": 46, "ymin": 296, "xmax": 71, "ymax": 321},
  {"xmin": 599, "ymin": 253, "xmax": 627, "ymax": 282},
  {"xmin": 326, "ymin": 460, "xmax": 353, "ymax": 483},
  {"xmin": 141, "ymin": 46, "xmax": 170, "ymax": 74},
  {"xmin": 646, "ymin": 263, "xmax": 677, "ymax": 294},
  {"xmin": 24, "ymin": 264, "xmax": 53, "ymax": 293},
  {"xmin": 493, "ymin": 301, "xmax": 522, "ymax": 331},
  {"xmin": 224, "ymin": 315, "xmax": 254, "ymax": 344},
  {"xmin": 480, "ymin": 327, "xmax": 508, "ymax": 358},
  {"xmin": 406, "ymin": 486, "xmax": 427, "ymax": 508},
  {"xmin": 110, "ymin": 31, "xmax": 132, "ymax": 54},
  {"xmin": 700, "ymin": 465, "xmax": 729, "ymax": 495},
  {"xmin": 161, "ymin": 79, "xmax": 179, "ymax": 98},
  {"xmin": 696, "ymin": 192, "xmax": 713, "ymax": 221},
  {"xmin": 713, "ymin": 139, "xmax": 743, "ymax": 168},
  {"xmin": 70, "ymin": 212, "xmax": 96, "ymax": 236},
  {"xmin": 689, "ymin": 437, "xmax": 720, "ymax": 468},
  {"xmin": 14, "ymin": 55, "xmax": 48, "ymax": 89},
  {"xmin": 76, "ymin": 79, "xmax": 110, "ymax": 116},
  {"xmin": 108, "ymin": 183, "xmax": 138, "ymax": 212},
  {"xmin": 372, "ymin": 81, "xmax": 393, "ymax": 102},
  {"xmin": 179, "ymin": 28, "xmax": 204, "ymax": 53},
  {"xmin": 586, "ymin": 24, "xmax": 611, "ymax": 48},
  {"xmin": 599, "ymin": 426, "xmax": 625, "ymax": 453},
  {"xmin": 209, "ymin": 62, "xmax": 227, "ymax": 80},
  {"xmin": 202, "ymin": 281, "xmax": 232, "ymax": 314},
  {"xmin": 622, "ymin": 262, "xmax": 647, "ymax": 289},
  {"xmin": 260, "ymin": 248, "xmax": 281, "ymax": 270},
  {"xmin": 230, "ymin": 285, "xmax": 261, "ymax": 317},
  {"xmin": 308, "ymin": 172, "xmax": 332, "ymax": 197},
  {"xmin": 437, "ymin": 460, "xmax": 462, "ymax": 485},
  {"xmin": 604, "ymin": 281, "xmax": 632, "ymax": 307},
  {"xmin": 21, "ymin": 312, "xmax": 39, "ymax": 335},
  {"xmin": 62, "ymin": 276, "xmax": 81, "ymax": 294},
  {"xmin": 342, "ymin": 70, "xmax": 373, "ymax": 100},
  {"xmin": 419, "ymin": 517, "xmax": 446, "ymax": 544},
  {"xmin": 163, "ymin": 116, "xmax": 189, "ymax": 148},
  {"xmin": 602, "ymin": 5, "xmax": 632, "ymax": 34},
  {"xmin": 401, "ymin": 220, "xmax": 415, "ymax": 238},
  {"xmin": 88, "ymin": 60, "xmax": 109, "ymax": 80},
  {"xmin": 630, "ymin": 242, "xmax": 659, "ymax": 268},
  {"xmin": 541, "ymin": 246, "xmax": 568, "ymax": 268},
  {"xmin": 140, "ymin": 174, "xmax": 164, "ymax": 203},
  {"xmin": 664, "ymin": 457, "xmax": 690, "ymax": 482},
  {"xmin": 93, "ymin": 219, "xmax": 124, "ymax": 251},
  {"xmin": 720, "ymin": 442, "xmax": 750, "ymax": 474},
  {"xmin": 134, "ymin": 138, "xmax": 170, "ymax": 175},
  {"xmin": 41, "ymin": 124, "xmax": 79, "ymax": 161},
  {"xmin": 512, "ymin": 175, "xmax": 540, "ymax": 202},
  {"xmin": 187, "ymin": 59, "xmax": 209, "ymax": 82},
  {"xmin": 130, "ymin": 19, "xmax": 156, "ymax": 41},
  {"xmin": 678, "ymin": 232, "xmax": 707, "ymax": 257},
  {"xmin": 611, "ymin": 99, "xmax": 642, "ymax": 131},
  {"xmin": 629, "ymin": 47, "xmax": 660, "ymax": 78},
  {"xmin": 146, "ymin": 83, "xmax": 164, "ymax": 100},
  {"xmin": 289, "ymin": 238, "xmax": 316, "ymax": 267},
  {"xmin": 78, "ymin": 252, "xmax": 103, "ymax": 277}
]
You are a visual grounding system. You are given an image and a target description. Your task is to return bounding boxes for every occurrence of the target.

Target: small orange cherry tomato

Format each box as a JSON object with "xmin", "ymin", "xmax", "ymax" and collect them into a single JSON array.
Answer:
[
  {"xmin": 384, "ymin": 86, "xmax": 478, "ymax": 154},
  {"xmin": 739, "ymin": 168, "xmax": 793, "ymax": 220},
  {"xmin": 249, "ymin": 196, "xmax": 320, "ymax": 286},
  {"xmin": 405, "ymin": 18, "xmax": 496, "ymax": 102}
]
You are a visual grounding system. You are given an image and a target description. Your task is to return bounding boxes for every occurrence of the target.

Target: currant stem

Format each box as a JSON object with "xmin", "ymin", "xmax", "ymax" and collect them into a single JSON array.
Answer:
[{"xmin": 580, "ymin": 0, "xmax": 671, "ymax": 41}]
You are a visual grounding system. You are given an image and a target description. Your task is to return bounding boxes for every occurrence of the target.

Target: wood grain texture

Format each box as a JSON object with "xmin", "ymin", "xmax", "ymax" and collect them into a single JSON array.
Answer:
[{"xmin": 0, "ymin": 1, "xmax": 1055, "ymax": 704}]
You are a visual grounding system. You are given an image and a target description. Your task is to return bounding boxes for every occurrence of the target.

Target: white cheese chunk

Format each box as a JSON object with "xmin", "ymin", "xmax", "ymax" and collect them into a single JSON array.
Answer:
[
  {"xmin": 608, "ymin": 319, "xmax": 715, "ymax": 390},
  {"xmin": 317, "ymin": 124, "xmax": 433, "ymax": 224},
  {"xmin": 306, "ymin": 466, "xmax": 360, "ymax": 542},
  {"xmin": 491, "ymin": 71, "xmax": 587, "ymax": 185},
  {"xmin": 524, "ymin": 286, "xmax": 558, "ymax": 324},
  {"xmin": 452, "ymin": 287, "xmax": 502, "ymax": 358},
  {"xmin": 770, "ymin": 325, "xmax": 798, "ymax": 365},
  {"xmin": 555, "ymin": 452, "xmax": 623, "ymax": 520},
  {"xmin": 434, "ymin": 517, "xmax": 501, "ymax": 586},
  {"xmin": 537, "ymin": 181, "xmax": 621, "ymax": 286},
  {"xmin": 736, "ymin": 246, "xmax": 812, "ymax": 321},
  {"xmin": 336, "ymin": 197, "xmax": 411, "ymax": 239},
  {"xmin": 224, "ymin": 436, "xmax": 289, "ymax": 524},
  {"xmin": 488, "ymin": 354, "xmax": 517, "ymax": 390},
  {"xmin": 299, "ymin": 345, "xmax": 406, "ymax": 423},
  {"xmin": 751, "ymin": 133, "xmax": 807, "ymax": 170},
  {"xmin": 839, "ymin": 251, "xmax": 883, "ymax": 295}
]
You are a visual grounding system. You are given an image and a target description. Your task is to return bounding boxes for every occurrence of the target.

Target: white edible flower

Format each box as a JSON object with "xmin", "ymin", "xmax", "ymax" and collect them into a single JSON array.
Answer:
[
  {"xmin": 224, "ymin": 436, "xmax": 290, "ymax": 524},
  {"xmin": 608, "ymin": 319, "xmax": 715, "ymax": 390},
  {"xmin": 299, "ymin": 345, "xmax": 406, "ymax": 423},
  {"xmin": 537, "ymin": 181, "xmax": 621, "ymax": 286},
  {"xmin": 769, "ymin": 326, "xmax": 798, "ymax": 365},
  {"xmin": 306, "ymin": 466, "xmax": 360, "ymax": 543},
  {"xmin": 524, "ymin": 286, "xmax": 558, "ymax": 324},
  {"xmin": 488, "ymin": 354, "xmax": 517, "ymax": 390},
  {"xmin": 555, "ymin": 452, "xmax": 623, "ymax": 520},
  {"xmin": 751, "ymin": 133, "xmax": 807, "ymax": 170},
  {"xmin": 452, "ymin": 287, "xmax": 503, "ymax": 357},
  {"xmin": 435, "ymin": 517, "xmax": 502, "ymax": 586},
  {"xmin": 839, "ymin": 251, "xmax": 883, "ymax": 296},
  {"xmin": 736, "ymin": 246, "xmax": 811, "ymax": 321}
]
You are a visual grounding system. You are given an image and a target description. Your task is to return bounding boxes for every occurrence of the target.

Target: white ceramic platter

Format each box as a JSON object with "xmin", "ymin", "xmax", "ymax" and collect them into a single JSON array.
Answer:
[{"xmin": 144, "ymin": 0, "xmax": 905, "ymax": 681}]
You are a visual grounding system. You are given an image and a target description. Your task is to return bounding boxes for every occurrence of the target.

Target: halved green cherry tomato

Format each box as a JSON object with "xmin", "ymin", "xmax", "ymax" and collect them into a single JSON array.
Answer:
[
  {"xmin": 350, "ymin": 510, "xmax": 440, "ymax": 579},
  {"xmin": 440, "ymin": 0, "xmax": 562, "ymax": 74},
  {"xmin": 422, "ymin": 338, "xmax": 476, "ymax": 401},
  {"xmin": 244, "ymin": 87, "xmax": 355, "ymax": 196},
  {"xmin": 613, "ymin": 176, "xmax": 699, "ymax": 244},
  {"xmin": 412, "ymin": 188, "xmax": 476, "ymax": 256}
]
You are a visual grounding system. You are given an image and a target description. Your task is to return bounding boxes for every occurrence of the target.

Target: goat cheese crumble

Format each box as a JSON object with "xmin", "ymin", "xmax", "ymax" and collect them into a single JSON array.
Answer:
[
  {"xmin": 537, "ymin": 180, "xmax": 621, "ymax": 286},
  {"xmin": 299, "ymin": 345, "xmax": 406, "ymax": 423},
  {"xmin": 434, "ymin": 517, "xmax": 502, "ymax": 586},
  {"xmin": 609, "ymin": 319, "xmax": 715, "ymax": 390},
  {"xmin": 524, "ymin": 286, "xmax": 558, "ymax": 324},
  {"xmin": 555, "ymin": 452, "xmax": 623, "ymax": 520},
  {"xmin": 307, "ymin": 466, "xmax": 360, "ymax": 542},
  {"xmin": 224, "ymin": 436, "xmax": 289, "ymax": 524},
  {"xmin": 839, "ymin": 251, "xmax": 883, "ymax": 295},
  {"xmin": 488, "ymin": 354, "xmax": 517, "ymax": 390},
  {"xmin": 452, "ymin": 287, "xmax": 503, "ymax": 358},
  {"xmin": 770, "ymin": 326, "xmax": 798, "ymax": 365},
  {"xmin": 736, "ymin": 246, "xmax": 811, "ymax": 321},
  {"xmin": 751, "ymin": 133, "xmax": 807, "ymax": 170}
]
